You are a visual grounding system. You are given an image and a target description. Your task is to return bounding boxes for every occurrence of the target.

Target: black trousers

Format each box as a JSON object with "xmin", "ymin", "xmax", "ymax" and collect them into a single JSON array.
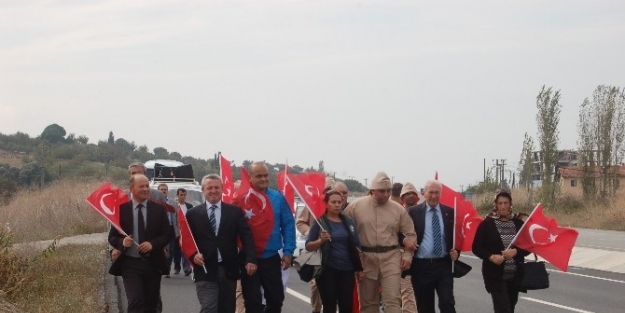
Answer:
[
  {"xmin": 121, "ymin": 257, "xmax": 163, "ymax": 313},
  {"xmin": 240, "ymin": 253, "xmax": 284, "ymax": 313},
  {"xmin": 315, "ymin": 266, "xmax": 355, "ymax": 313},
  {"xmin": 488, "ymin": 279, "xmax": 520, "ymax": 313},
  {"xmin": 411, "ymin": 258, "xmax": 456, "ymax": 313}
]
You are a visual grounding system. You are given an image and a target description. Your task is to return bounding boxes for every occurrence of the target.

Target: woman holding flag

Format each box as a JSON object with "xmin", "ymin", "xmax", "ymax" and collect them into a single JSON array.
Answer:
[
  {"xmin": 472, "ymin": 189, "xmax": 530, "ymax": 313},
  {"xmin": 305, "ymin": 190, "xmax": 364, "ymax": 313}
]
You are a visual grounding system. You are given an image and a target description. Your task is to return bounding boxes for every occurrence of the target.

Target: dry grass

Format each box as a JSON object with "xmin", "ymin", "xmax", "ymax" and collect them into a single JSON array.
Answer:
[
  {"xmin": 8, "ymin": 243, "xmax": 107, "ymax": 313},
  {"xmin": 0, "ymin": 178, "xmax": 113, "ymax": 312},
  {"xmin": 469, "ymin": 189, "xmax": 625, "ymax": 231},
  {"xmin": 0, "ymin": 179, "xmax": 109, "ymax": 243}
]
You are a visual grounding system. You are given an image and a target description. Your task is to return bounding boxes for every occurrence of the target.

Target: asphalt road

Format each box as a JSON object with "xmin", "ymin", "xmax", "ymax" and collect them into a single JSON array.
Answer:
[
  {"xmin": 151, "ymin": 227, "xmax": 625, "ymax": 312},
  {"xmin": 160, "ymin": 256, "xmax": 625, "ymax": 313}
]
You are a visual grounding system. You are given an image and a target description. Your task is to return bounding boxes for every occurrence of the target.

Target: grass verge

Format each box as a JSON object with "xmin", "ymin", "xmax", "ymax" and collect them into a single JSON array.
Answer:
[{"xmin": 1, "ymin": 240, "xmax": 107, "ymax": 313}]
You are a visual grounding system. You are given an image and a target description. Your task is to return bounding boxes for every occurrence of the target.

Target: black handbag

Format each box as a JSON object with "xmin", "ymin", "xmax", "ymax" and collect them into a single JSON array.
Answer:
[
  {"xmin": 519, "ymin": 254, "xmax": 550, "ymax": 290},
  {"xmin": 297, "ymin": 264, "xmax": 316, "ymax": 282}
]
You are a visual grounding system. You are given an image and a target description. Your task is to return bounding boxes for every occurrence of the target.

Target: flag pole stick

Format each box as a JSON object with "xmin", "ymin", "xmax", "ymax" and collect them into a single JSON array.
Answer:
[
  {"xmin": 452, "ymin": 196, "xmax": 457, "ymax": 274},
  {"xmin": 285, "ymin": 175, "xmax": 325, "ymax": 231},
  {"xmin": 506, "ymin": 202, "xmax": 541, "ymax": 249},
  {"xmin": 179, "ymin": 209, "xmax": 208, "ymax": 273}
]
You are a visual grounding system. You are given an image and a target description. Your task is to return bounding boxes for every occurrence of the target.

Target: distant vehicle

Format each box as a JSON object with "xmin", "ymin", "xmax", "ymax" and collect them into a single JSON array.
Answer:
[{"xmin": 145, "ymin": 159, "xmax": 204, "ymax": 206}]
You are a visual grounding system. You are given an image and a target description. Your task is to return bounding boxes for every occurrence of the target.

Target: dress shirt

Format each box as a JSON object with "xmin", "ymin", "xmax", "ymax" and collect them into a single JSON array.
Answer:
[
  {"xmin": 126, "ymin": 198, "xmax": 148, "ymax": 258},
  {"xmin": 416, "ymin": 203, "xmax": 447, "ymax": 259},
  {"xmin": 207, "ymin": 201, "xmax": 223, "ymax": 262}
]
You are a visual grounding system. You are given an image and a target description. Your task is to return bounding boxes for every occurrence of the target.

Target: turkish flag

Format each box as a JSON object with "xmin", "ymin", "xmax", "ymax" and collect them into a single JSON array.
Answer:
[
  {"xmin": 86, "ymin": 182, "xmax": 129, "ymax": 236},
  {"xmin": 286, "ymin": 172, "xmax": 325, "ymax": 219},
  {"xmin": 177, "ymin": 205, "xmax": 198, "ymax": 268},
  {"xmin": 234, "ymin": 167, "xmax": 275, "ymax": 257},
  {"xmin": 440, "ymin": 183, "xmax": 482, "ymax": 252},
  {"xmin": 277, "ymin": 167, "xmax": 295, "ymax": 214},
  {"xmin": 513, "ymin": 204, "xmax": 579, "ymax": 272},
  {"xmin": 352, "ymin": 280, "xmax": 359, "ymax": 313},
  {"xmin": 220, "ymin": 154, "xmax": 235, "ymax": 203}
]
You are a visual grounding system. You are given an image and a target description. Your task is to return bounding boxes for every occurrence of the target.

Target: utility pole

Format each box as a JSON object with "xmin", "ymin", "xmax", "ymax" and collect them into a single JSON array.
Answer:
[
  {"xmin": 500, "ymin": 159, "xmax": 507, "ymax": 187},
  {"xmin": 364, "ymin": 178, "xmax": 368, "ymax": 188}
]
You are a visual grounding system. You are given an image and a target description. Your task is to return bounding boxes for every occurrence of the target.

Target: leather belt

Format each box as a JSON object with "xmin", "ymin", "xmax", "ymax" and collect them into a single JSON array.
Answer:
[{"xmin": 361, "ymin": 245, "xmax": 398, "ymax": 253}]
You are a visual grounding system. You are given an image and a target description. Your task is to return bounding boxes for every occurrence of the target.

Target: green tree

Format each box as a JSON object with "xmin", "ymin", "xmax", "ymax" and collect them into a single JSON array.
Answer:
[
  {"xmin": 153, "ymin": 147, "xmax": 169, "ymax": 158},
  {"xmin": 19, "ymin": 161, "xmax": 44, "ymax": 186},
  {"xmin": 577, "ymin": 85, "xmax": 625, "ymax": 199},
  {"xmin": 76, "ymin": 135, "xmax": 89, "ymax": 144},
  {"xmin": 41, "ymin": 123, "xmax": 66, "ymax": 143},
  {"xmin": 343, "ymin": 179, "xmax": 366, "ymax": 192},
  {"xmin": 115, "ymin": 138, "xmax": 136, "ymax": 152},
  {"xmin": 518, "ymin": 133, "xmax": 535, "ymax": 190},
  {"xmin": 107, "ymin": 131, "xmax": 115, "ymax": 144},
  {"xmin": 536, "ymin": 86, "xmax": 562, "ymax": 208}
]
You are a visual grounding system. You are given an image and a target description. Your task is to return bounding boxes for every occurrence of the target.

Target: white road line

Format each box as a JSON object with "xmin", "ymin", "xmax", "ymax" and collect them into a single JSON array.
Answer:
[
  {"xmin": 547, "ymin": 269, "xmax": 625, "ymax": 284},
  {"xmin": 286, "ymin": 288, "xmax": 311, "ymax": 303},
  {"xmin": 576, "ymin": 244, "xmax": 625, "ymax": 252},
  {"xmin": 461, "ymin": 255, "xmax": 625, "ymax": 284},
  {"xmin": 521, "ymin": 297, "xmax": 595, "ymax": 313}
]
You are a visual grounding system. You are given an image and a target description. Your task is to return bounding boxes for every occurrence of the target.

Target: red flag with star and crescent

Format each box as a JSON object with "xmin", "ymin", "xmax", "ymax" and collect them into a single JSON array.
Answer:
[
  {"xmin": 177, "ymin": 205, "xmax": 198, "ymax": 269},
  {"xmin": 234, "ymin": 167, "xmax": 274, "ymax": 257},
  {"xmin": 219, "ymin": 154, "xmax": 235, "ymax": 203},
  {"xmin": 86, "ymin": 182, "xmax": 129, "ymax": 236},
  {"xmin": 286, "ymin": 172, "xmax": 325, "ymax": 219},
  {"xmin": 512, "ymin": 204, "xmax": 579, "ymax": 272},
  {"xmin": 277, "ymin": 166, "xmax": 295, "ymax": 214},
  {"xmin": 439, "ymin": 183, "xmax": 483, "ymax": 252}
]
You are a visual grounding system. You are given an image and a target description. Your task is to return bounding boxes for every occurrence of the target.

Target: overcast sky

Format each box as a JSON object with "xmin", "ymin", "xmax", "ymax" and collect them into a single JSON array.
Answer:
[{"xmin": 1, "ymin": 0, "xmax": 624, "ymax": 190}]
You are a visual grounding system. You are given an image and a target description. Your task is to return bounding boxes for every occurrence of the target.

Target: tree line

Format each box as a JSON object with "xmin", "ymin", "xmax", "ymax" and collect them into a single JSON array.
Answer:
[{"xmin": 0, "ymin": 126, "xmax": 366, "ymax": 203}]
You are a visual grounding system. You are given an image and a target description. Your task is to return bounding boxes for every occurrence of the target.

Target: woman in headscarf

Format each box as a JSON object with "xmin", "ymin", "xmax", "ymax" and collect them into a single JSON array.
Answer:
[{"xmin": 472, "ymin": 189, "xmax": 530, "ymax": 313}]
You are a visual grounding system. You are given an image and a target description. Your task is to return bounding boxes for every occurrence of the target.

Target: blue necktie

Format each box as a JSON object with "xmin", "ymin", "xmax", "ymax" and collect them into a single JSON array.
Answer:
[
  {"xmin": 431, "ymin": 208, "xmax": 443, "ymax": 256},
  {"xmin": 209, "ymin": 205, "xmax": 217, "ymax": 234}
]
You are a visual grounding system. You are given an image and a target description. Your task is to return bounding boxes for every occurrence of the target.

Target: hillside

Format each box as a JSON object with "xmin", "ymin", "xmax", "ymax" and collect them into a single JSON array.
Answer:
[{"xmin": 0, "ymin": 124, "xmax": 366, "ymax": 202}]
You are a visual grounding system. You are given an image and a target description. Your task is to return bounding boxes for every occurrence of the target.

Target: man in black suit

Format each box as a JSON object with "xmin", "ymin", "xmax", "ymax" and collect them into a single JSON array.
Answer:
[
  {"xmin": 408, "ymin": 180, "xmax": 459, "ymax": 313},
  {"xmin": 187, "ymin": 174, "xmax": 257, "ymax": 313},
  {"xmin": 108, "ymin": 174, "xmax": 173, "ymax": 313}
]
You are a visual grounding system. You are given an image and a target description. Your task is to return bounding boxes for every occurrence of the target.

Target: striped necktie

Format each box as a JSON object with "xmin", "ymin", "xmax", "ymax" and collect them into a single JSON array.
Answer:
[
  {"xmin": 430, "ymin": 208, "xmax": 443, "ymax": 256},
  {"xmin": 209, "ymin": 204, "xmax": 217, "ymax": 234}
]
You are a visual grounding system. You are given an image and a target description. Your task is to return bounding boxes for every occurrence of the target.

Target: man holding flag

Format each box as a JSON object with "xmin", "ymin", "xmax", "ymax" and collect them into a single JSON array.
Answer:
[
  {"xmin": 235, "ymin": 162, "xmax": 296, "ymax": 313},
  {"xmin": 107, "ymin": 174, "xmax": 172, "ymax": 313},
  {"xmin": 408, "ymin": 180, "xmax": 459, "ymax": 313},
  {"xmin": 186, "ymin": 174, "xmax": 257, "ymax": 313}
]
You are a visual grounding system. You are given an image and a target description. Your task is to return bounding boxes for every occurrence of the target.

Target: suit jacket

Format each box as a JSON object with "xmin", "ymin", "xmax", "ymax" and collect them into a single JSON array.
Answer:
[
  {"xmin": 186, "ymin": 202, "xmax": 256, "ymax": 281},
  {"xmin": 408, "ymin": 202, "xmax": 456, "ymax": 257},
  {"xmin": 472, "ymin": 217, "xmax": 530, "ymax": 291},
  {"xmin": 108, "ymin": 200, "xmax": 173, "ymax": 275}
]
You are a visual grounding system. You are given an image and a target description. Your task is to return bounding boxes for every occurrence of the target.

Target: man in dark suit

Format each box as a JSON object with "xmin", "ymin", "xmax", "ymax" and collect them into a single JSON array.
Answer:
[
  {"xmin": 187, "ymin": 174, "xmax": 257, "ymax": 313},
  {"xmin": 108, "ymin": 174, "xmax": 173, "ymax": 313},
  {"xmin": 408, "ymin": 180, "xmax": 459, "ymax": 313}
]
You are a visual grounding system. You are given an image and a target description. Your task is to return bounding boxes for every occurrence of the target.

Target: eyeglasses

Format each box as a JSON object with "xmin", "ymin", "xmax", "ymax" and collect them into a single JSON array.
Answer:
[{"xmin": 338, "ymin": 191, "xmax": 348, "ymax": 195}]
